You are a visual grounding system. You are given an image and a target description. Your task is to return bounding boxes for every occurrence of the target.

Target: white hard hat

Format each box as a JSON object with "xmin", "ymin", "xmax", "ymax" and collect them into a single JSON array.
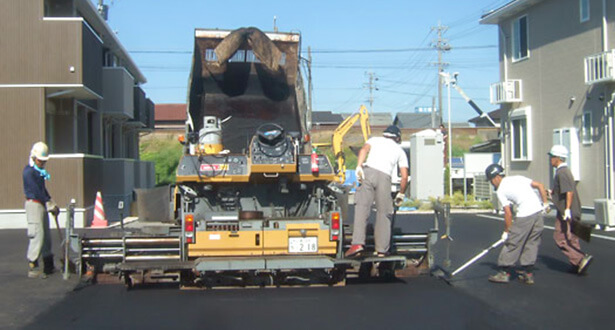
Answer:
[
  {"xmin": 548, "ymin": 144, "xmax": 568, "ymax": 159},
  {"xmin": 30, "ymin": 142, "xmax": 50, "ymax": 161}
]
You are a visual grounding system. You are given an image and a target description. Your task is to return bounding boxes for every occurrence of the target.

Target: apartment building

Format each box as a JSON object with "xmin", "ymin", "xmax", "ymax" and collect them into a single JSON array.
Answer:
[
  {"xmin": 0, "ymin": 0, "xmax": 155, "ymax": 227},
  {"xmin": 481, "ymin": 0, "xmax": 615, "ymax": 220}
]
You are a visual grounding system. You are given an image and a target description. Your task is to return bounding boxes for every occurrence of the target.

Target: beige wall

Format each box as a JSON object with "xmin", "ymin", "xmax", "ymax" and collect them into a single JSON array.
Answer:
[
  {"xmin": 0, "ymin": 89, "xmax": 46, "ymax": 209},
  {"xmin": 497, "ymin": 0, "xmax": 615, "ymax": 206},
  {"xmin": 0, "ymin": 0, "xmax": 84, "ymax": 86},
  {"xmin": 45, "ymin": 155, "xmax": 104, "ymax": 209}
]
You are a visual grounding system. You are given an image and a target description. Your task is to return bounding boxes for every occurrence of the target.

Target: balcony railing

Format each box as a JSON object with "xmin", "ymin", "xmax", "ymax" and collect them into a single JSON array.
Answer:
[
  {"xmin": 101, "ymin": 67, "xmax": 135, "ymax": 119},
  {"xmin": 584, "ymin": 50, "xmax": 615, "ymax": 85},
  {"xmin": 145, "ymin": 98, "xmax": 155, "ymax": 129},
  {"xmin": 490, "ymin": 80, "xmax": 522, "ymax": 104},
  {"xmin": 130, "ymin": 86, "xmax": 147, "ymax": 127}
]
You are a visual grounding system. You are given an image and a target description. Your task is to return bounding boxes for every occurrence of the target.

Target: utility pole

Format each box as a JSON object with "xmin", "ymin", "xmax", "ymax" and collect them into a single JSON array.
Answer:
[
  {"xmin": 365, "ymin": 72, "xmax": 378, "ymax": 112},
  {"xmin": 431, "ymin": 96, "xmax": 437, "ymax": 128},
  {"xmin": 431, "ymin": 21, "xmax": 450, "ymax": 125},
  {"xmin": 307, "ymin": 46, "xmax": 313, "ymax": 114},
  {"xmin": 97, "ymin": 0, "xmax": 109, "ymax": 20}
]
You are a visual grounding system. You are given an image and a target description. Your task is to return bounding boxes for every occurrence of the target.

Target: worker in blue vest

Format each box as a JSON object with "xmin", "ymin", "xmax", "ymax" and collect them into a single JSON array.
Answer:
[{"xmin": 23, "ymin": 142, "xmax": 59, "ymax": 278}]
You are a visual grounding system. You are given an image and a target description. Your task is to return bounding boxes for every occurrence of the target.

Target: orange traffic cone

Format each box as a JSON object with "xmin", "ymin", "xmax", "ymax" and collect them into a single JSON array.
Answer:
[{"xmin": 91, "ymin": 191, "xmax": 108, "ymax": 228}]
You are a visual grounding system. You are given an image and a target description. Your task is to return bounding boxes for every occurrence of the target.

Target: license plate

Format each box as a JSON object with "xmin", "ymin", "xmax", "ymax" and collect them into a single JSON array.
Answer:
[{"xmin": 288, "ymin": 237, "xmax": 318, "ymax": 253}]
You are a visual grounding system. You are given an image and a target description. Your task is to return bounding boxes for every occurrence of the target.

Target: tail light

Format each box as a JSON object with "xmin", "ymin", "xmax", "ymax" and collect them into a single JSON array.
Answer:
[
  {"xmin": 185, "ymin": 214, "xmax": 195, "ymax": 244},
  {"xmin": 330, "ymin": 212, "xmax": 340, "ymax": 241}
]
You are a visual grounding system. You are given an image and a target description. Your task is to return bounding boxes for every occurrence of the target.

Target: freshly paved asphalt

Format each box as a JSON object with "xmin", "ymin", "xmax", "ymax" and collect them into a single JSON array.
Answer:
[{"xmin": 1, "ymin": 210, "xmax": 614, "ymax": 329}]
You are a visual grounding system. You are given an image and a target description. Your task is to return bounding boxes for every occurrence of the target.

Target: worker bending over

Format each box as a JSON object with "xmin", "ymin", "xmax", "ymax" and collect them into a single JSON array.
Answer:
[
  {"xmin": 346, "ymin": 125, "xmax": 408, "ymax": 258},
  {"xmin": 485, "ymin": 164, "xmax": 549, "ymax": 284}
]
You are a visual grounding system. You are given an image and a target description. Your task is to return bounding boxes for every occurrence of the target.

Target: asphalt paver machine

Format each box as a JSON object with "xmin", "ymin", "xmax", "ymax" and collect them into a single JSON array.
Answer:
[{"xmin": 76, "ymin": 27, "xmax": 437, "ymax": 288}]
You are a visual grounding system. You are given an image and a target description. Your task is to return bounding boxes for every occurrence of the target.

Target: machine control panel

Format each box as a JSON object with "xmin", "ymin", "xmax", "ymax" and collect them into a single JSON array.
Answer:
[
  {"xmin": 297, "ymin": 155, "xmax": 334, "ymax": 175},
  {"xmin": 250, "ymin": 136, "xmax": 295, "ymax": 165},
  {"xmin": 177, "ymin": 155, "xmax": 249, "ymax": 177}
]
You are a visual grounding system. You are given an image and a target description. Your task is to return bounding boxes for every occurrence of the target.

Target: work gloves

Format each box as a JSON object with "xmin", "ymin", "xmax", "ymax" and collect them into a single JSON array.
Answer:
[
  {"xmin": 500, "ymin": 231, "xmax": 509, "ymax": 241},
  {"xmin": 355, "ymin": 166, "xmax": 365, "ymax": 183},
  {"xmin": 542, "ymin": 204, "xmax": 551, "ymax": 215},
  {"xmin": 564, "ymin": 209, "xmax": 572, "ymax": 221},
  {"xmin": 46, "ymin": 200, "xmax": 59, "ymax": 217},
  {"xmin": 394, "ymin": 193, "xmax": 405, "ymax": 207}
]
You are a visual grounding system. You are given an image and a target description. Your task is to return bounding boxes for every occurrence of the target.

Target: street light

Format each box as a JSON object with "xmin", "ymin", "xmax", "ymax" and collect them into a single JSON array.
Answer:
[{"xmin": 439, "ymin": 71, "xmax": 456, "ymax": 197}]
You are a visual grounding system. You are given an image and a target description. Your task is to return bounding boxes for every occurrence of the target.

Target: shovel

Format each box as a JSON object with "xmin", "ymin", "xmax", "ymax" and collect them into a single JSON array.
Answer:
[
  {"xmin": 51, "ymin": 211, "xmax": 77, "ymax": 277},
  {"xmin": 433, "ymin": 237, "xmax": 505, "ymax": 285},
  {"xmin": 51, "ymin": 211, "xmax": 64, "ymax": 244}
]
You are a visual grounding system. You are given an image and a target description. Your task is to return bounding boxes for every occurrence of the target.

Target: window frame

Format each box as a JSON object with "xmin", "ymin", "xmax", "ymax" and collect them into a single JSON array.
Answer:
[
  {"xmin": 511, "ymin": 15, "xmax": 530, "ymax": 62},
  {"xmin": 510, "ymin": 106, "xmax": 532, "ymax": 161},
  {"xmin": 582, "ymin": 111, "xmax": 593, "ymax": 144},
  {"xmin": 580, "ymin": 0, "xmax": 590, "ymax": 23}
]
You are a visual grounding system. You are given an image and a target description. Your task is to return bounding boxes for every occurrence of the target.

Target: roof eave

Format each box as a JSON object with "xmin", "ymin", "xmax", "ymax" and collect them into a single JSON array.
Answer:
[
  {"xmin": 479, "ymin": 0, "xmax": 544, "ymax": 25},
  {"xmin": 75, "ymin": 0, "xmax": 147, "ymax": 84}
]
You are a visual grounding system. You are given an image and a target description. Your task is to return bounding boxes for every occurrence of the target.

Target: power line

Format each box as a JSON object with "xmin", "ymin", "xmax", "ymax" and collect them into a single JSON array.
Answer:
[
  {"xmin": 131, "ymin": 50, "xmax": 192, "ymax": 54},
  {"xmin": 127, "ymin": 45, "xmax": 495, "ymax": 55}
]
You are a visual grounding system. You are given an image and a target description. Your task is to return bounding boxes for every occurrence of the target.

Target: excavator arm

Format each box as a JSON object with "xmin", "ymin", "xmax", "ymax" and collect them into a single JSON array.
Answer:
[{"xmin": 332, "ymin": 105, "xmax": 370, "ymax": 183}]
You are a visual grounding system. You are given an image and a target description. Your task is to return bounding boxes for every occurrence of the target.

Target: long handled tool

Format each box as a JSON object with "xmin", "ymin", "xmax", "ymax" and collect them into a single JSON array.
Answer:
[
  {"xmin": 52, "ymin": 211, "xmax": 78, "ymax": 279},
  {"xmin": 433, "ymin": 237, "xmax": 505, "ymax": 284},
  {"xmin": 52, "ymin": 212, "xmax": 64, "ymax": 244}
]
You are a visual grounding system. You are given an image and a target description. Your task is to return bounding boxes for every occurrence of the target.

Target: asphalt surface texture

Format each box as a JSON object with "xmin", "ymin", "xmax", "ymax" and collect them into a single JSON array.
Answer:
[{"xmin": 1, "ymin": 209, "xmax": 614, "ymax": 330}]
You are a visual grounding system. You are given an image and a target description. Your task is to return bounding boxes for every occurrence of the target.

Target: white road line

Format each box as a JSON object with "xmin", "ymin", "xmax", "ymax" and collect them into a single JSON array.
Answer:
[{"xmin": 477, "ymin": 214, "xmax": 615, "ymax": 242}]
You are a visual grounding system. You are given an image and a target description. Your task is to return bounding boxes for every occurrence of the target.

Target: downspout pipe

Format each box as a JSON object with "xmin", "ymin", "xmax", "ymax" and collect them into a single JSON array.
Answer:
[
  {"xmin": 603, "ymin": 0, "xmax": 608, "ymax": 52},
  {"xmin": 498, "ymin": 26, "xmax": 509, "ymax": 173},
  {"xmin": 603, "ymin": 0, "xmax": 613, "ymax": 199},
  {"xmin": 607, "ymin": 92, "xmax": 615, "ymax": 200}
]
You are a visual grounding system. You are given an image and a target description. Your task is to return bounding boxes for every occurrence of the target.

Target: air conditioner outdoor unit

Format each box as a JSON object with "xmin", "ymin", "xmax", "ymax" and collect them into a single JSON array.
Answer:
[{"xmin": 594, "ymin": 199, "xmax": 615, "ymax": 228}]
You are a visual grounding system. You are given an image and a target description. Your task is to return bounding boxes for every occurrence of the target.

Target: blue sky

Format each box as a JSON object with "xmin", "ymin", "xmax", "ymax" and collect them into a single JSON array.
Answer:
[{"xmin": 97, "ymin": 0, "xmax": 510, "ymax": 122}]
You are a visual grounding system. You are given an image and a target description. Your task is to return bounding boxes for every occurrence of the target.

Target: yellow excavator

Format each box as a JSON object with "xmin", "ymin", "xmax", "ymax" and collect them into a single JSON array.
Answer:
[{"xmin": 313, "ymin": 105, "xmax": 371, "ymax": 183}]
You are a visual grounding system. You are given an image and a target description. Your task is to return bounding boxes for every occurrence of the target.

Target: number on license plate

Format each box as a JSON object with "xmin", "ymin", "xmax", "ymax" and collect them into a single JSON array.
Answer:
[{"xmin": 288, "ymin": 237, "xmax": 318, "ymax": 253}]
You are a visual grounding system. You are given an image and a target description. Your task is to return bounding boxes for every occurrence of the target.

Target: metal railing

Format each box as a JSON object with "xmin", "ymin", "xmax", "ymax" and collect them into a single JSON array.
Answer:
[
  {"xmin": 584, "ymin": 50, "xmax": 615, "ymax": 85},
  {"xmin": 490, "ymin": 80, "xmax": 522, "ymax": 104}
]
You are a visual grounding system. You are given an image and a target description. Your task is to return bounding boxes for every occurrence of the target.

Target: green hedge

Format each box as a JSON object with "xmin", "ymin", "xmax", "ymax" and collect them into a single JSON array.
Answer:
[{"xmin": 140, "ymin": 137, "xmax": 183, "ymax": 186}]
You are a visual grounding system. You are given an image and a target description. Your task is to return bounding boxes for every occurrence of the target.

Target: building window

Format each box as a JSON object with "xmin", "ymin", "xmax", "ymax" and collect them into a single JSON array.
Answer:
[
  {"xmin": 205, "ymin": 48, "xmax": 286, "ymax": 65},
  {"xmin": 246, "ymin": 50, "xmax": 261, "ymax": 63},
  {"xmin": 510, "ymin": 107, "xmax": 531, "ymax": 161},
  {"xmin": 229, "ymin": 50, "xmax": 246, "ymax": 62},
  {"xmin": 205, "ymin": 49, "xmax": 218, "ymax": 62},
  {"xmin": 582, "ymin": 111, "xmax": 592, "ymax": 144},
  {"xmin": 580, "ymin": 0, "xmax": 590, "ymax": 23},
  {"xmin": 512, "ymin": 15, "xmax": 529, "ymax": 61},
  {"xmin": 553, "ymin": 127, "xmax": 581, "ymax": 180}
]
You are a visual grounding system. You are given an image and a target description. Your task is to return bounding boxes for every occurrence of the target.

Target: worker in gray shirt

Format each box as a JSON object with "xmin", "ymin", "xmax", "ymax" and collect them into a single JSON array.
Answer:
[
  {"xmin": 485, "ymin": 164, "xmax": 549, "ymax": 284},
  {"xmin": 549, "ymin": 145, "xmax": 593, "ymax": 275}
]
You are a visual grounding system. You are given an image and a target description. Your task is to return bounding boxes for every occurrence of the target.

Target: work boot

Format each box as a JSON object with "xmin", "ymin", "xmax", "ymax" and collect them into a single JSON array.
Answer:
[
  {"xmin": 577, "ymin": 254, "xmax": 594, "ymax": 275},
  {"xmin": 517, "ymin": 271, "xmax": 535, "ymax": 285},
  {"xmin": 488, "ymin": 271, "xmax": 510, "ymax": 284},
  {"xmin": 28, "ymin": 261, "xmax": 47, "ymax": 279},
  {"xmin": 344, "ymin": 244, "xmax": 364, "ymax": 258},
  {"xmin": 43, "ymin": 255, "xmax": 56, "ymax": 276}
]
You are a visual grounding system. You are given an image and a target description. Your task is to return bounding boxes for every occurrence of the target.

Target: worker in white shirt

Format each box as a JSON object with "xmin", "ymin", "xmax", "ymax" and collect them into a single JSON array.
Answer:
[
  {"xmin": 485, "ymin": 164, "xmax": 549, "ymax": 284},
  {"xmin": 345, "ymin": 125, "xmax": 408, "ymax": 258}
]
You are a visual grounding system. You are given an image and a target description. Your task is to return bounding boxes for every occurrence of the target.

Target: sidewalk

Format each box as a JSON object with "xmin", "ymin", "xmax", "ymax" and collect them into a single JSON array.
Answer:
[{"xmin": 0, "ymin": 229, "xmax": 79, "ymax": 329}]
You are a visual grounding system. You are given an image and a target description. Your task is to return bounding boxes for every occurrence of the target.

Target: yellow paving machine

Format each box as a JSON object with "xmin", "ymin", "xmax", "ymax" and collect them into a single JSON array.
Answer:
[{"xmin": 76, "ymin": 27, "xmax": 436, "ymax": 288}]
